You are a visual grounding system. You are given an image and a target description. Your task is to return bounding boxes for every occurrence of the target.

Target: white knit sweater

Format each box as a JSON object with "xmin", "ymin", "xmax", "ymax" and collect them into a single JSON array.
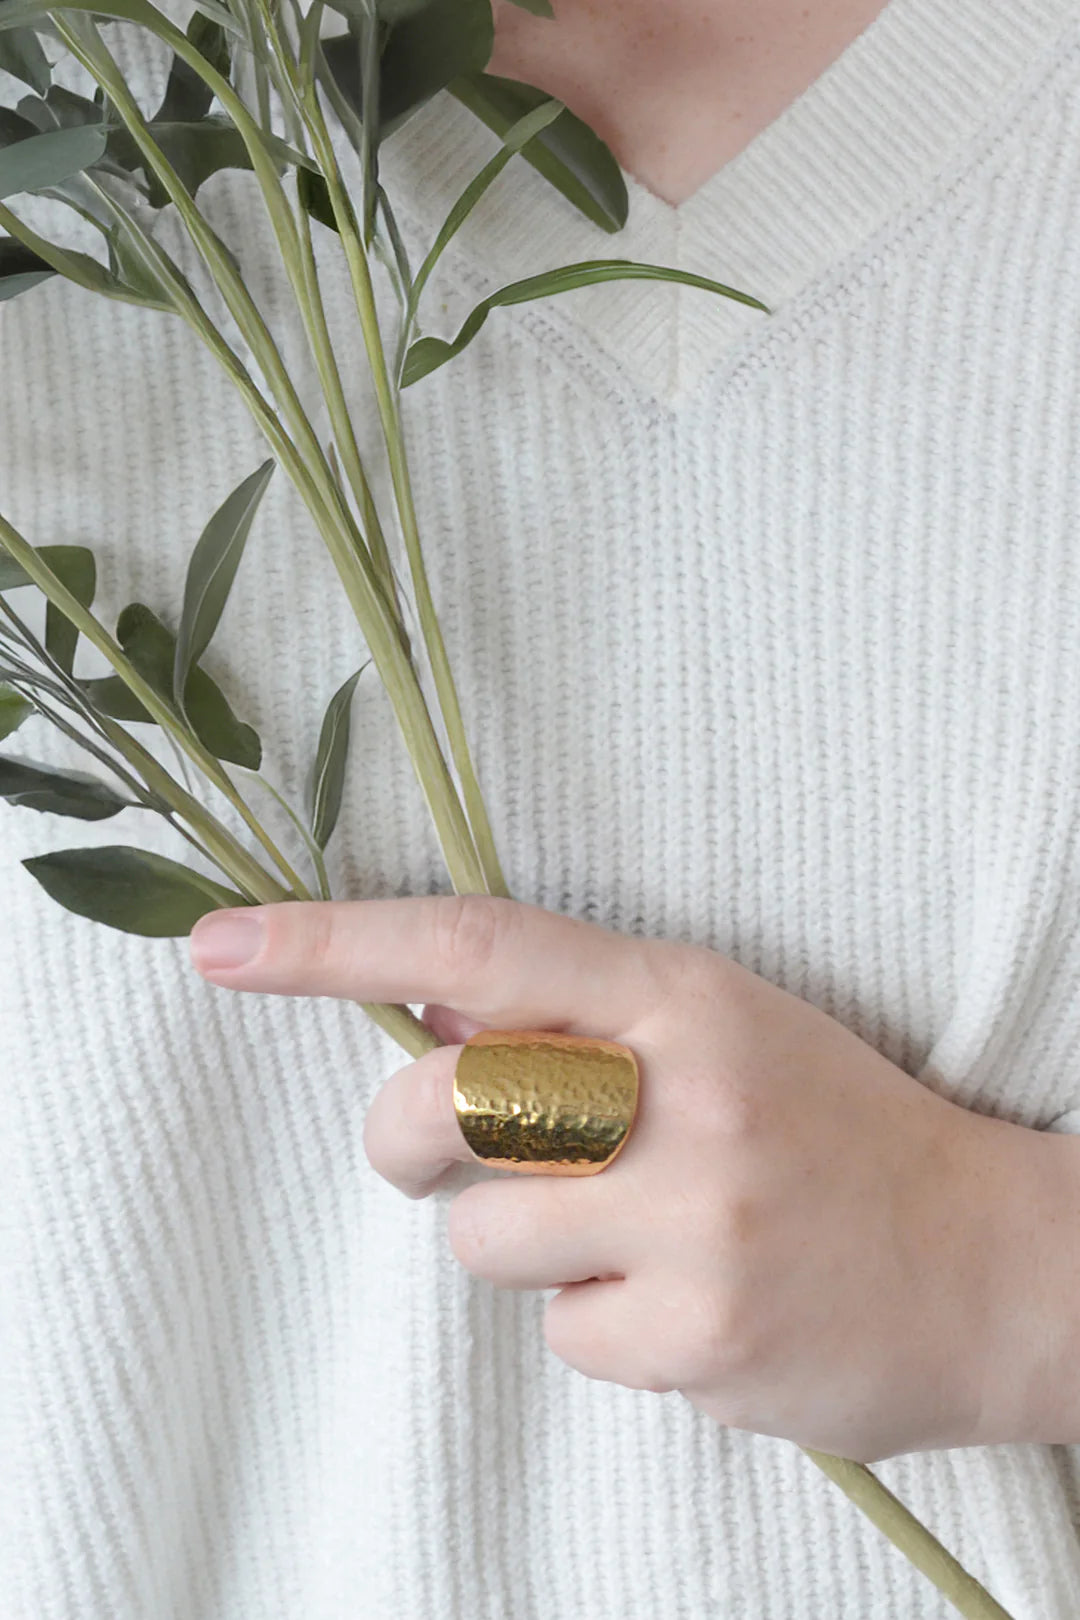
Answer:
[{"xmin": 4, "ymin": 0, "xmax": 1080, "ymax": 1614}]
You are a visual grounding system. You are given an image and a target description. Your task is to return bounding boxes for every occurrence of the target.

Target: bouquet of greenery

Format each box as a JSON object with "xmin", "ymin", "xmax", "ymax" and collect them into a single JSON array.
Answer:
[{"xmin": 0, "ymin": 4, "xmax": 1015, "ymax": 1615}]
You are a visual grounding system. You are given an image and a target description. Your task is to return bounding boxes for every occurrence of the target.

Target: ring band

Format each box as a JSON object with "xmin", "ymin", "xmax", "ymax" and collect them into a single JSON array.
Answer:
[{"xmin": 452, "ymin": 1029, "xmax": 640, "ymax": 1176}]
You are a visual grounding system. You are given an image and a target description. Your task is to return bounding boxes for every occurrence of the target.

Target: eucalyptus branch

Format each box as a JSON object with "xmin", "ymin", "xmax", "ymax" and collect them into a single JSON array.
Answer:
[
  {"xmin": 9, "ymin": 39, "xmax": 479, "ymax": 896},
  {"xmin": 246, "ymin": 0, "xmax": 406, "ymax": 611},
  {"xmin": 293, "ymin": 190, "xmax": 403, "ymax": 608},
  {"xmin": 246, "ymin": 769, "xmax": 332, "ymax": 900},
  {"xmin": 54, "ymin": 14, "xmax": 490, "ymax": 895},
  {"xmin": 0, "ymin": 592, "xmax": 136, "ymax": 751},
  {"xmin": 8, "ymin": 677, "xmax": 186, "ymax": 830},
  {"xmin": 298, "ymin": 81, "xmax": 508, "ymax": 897},
  {"xmin": 0, "ymin": 515, "xmax": 299, "ymax": 898},
  {"xmin": 56, "ymin": 17, "xmax": 344, "ymax": 491},
  {"xmin": 0, "ymin": 599, "xmax": 231, "ymax": 861},
  {"xmin": 195, "ymin": 0, "xmax": 402, "ymax": 610}
]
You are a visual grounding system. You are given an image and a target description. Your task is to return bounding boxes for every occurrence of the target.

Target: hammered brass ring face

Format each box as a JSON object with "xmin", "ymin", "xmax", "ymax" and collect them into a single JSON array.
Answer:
[{"xmin": 452, "ymin": 1029, "xmax": 640, "ymax": 1176}]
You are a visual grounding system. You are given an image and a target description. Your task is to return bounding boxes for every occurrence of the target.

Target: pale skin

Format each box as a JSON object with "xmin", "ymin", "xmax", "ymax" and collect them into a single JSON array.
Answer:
[
  {"xmin": 488, "ymin": 0, "xmax": 894, "ymax": 207},
  {"xmin": 188, "ymin": 1, "xmax": 1080, "ymax": 1465},
  {"xmin": 192, "ymin": 893, "xmax": 1080, "ymax": 1465}
]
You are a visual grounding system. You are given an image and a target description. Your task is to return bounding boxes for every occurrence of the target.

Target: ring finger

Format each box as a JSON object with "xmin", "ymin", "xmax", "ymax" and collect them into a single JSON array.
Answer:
[
  {"xmin": 362, "ymin": 1044, "xmax": 475, "ymax": 1199},
  {"xmin": 363, "ymin": 1048, "xmax": 633, "ymax": 1286},
  {"xmin": 446, "ymin": 1176, "xmax": 630, "ymax": 1290}
]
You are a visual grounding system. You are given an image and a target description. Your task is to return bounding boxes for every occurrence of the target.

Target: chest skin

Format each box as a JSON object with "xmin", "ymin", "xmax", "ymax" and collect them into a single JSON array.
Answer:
[{"xmin": 489, "ymin": 0, "xmax": 892, "ymax": 205}]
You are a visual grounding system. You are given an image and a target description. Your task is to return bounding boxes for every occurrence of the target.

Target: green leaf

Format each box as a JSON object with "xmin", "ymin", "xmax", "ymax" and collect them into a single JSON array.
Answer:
[
  {"xmin": 107, "ymin": 117, "xmax": 279, "ymax": 207},
  {"xmin": 83, "ymin": 603, "xmax": 261, "ymax": 769},
  {"xmin": 0, "ymin": 105, "xmax": 42, "ymax": 146},
  {"xmin": 403, "ymin": 259, "xmax": 771, "ymax": 384},
  {"xmin": 0, "ymin": 685, "xmax": 34, "ymax": 740},
  {"xmin": 375, "ymin": 182, "xmax": 414, "ymax": 296},
  {"xmin": 450, "ymin": 72, "xmax": 627, "ymax": 233},
  {"xmin": 186, "ymin": 0, "xmax": 245, "ymax": 35},
  {"xmin": 0, "ymin": 123, "xmax": 108, "ymax": 201},
  {"xmin": 0, "ymin": 557, "xmax": 28, "ymax": 591},
  {"xmin": 0, "ymin": 0, "xmax": 245, "ymax": 44},
  {"xmin": 323, "ymin": 0, "xmax": 493, "ymax": 140},
  {"xmin": 408, "ymin": 96, "xmax": 563, "ymax": 320},
  {"xmin": 0, "ymin": 234, "xmax": 54, "ymax": 300},
  {"xmin": 298, "ymin": 166, "xmax": 337, "ymax": 232},
  {"xmin": 0, "ymin": 0, "xmax": 266, "ymax": 207},
  {"xmin": 10, "ymin": 88, "xmax": 136, "ymax": 184},
  {"xmin": 0, "ymin": 551, "xmax": 32, "ymax": 590},
  {"xmin": 174, "ymin": 460, "xmax": 273, "ymax": 703},
  {"xmin": 0, "ymin": 756, "xmax": 130, "ymax": 819},
  {"xmin": 104, "ymin": 222, "xmax": 177, "ymax": 310},
  {"xmin": 41, "ymin": 544, "xmax": 96, "ymax": 675},
  {"xmin": 21, "ymin": 85, "xmax": 98, "ymax": 130},
  {"xmin": 23, "ymin": 845, "xmax": 245, "ymax": 935},
  {"xmin": 376, "ymin": 0, "xmax": 435, "ymax": 18},
  {"xmin": 0, "ymin": 212, "xmax": 131, "ymax": 302},
  {"xmin": 0, "ymin": 26, "xmax": 52, "ymax": 93},
  {"xmin": 80, "ymin": 676, "xmax": 154, "ymax": 725},
  {"xmin": 324, "ymin": 0, "xmax": 436, "ymax": 26},
  {"xmin": 309, "ymin": 667, "xmax": 364, "ymax": 849},
  {"xmin": 158, "ymin": 10, "xmax": 230, "ymax": 124},
  {"xmin": 381, "ymin": 0, "xmax": 493, "ymax": 133},
  {"xmin": 505, "ymin": 0, "xmax": 554, "ymax": 14},
  {"xmin": 19, "ymin": 87, "xmax": 129, "ymax": 176},
  {"xmin": 0, "ymin": 542, "xmax": 96, "ymax": 594}
]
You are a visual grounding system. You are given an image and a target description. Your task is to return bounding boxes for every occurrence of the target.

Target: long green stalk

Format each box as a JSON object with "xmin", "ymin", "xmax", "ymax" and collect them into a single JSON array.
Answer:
[
  {"xmin": 803, "ymin": 1452, "xmax": 1014, "ymax": 1619},
  {"xmin": 53, "ymin": 18, "xmax": 490, "ymax": 896},
  {"xmin": 56, "ymin": 20, "xmax": 342, "ymax": 497},
  {"xmin": 298, "ymin": 91, "xmax": 508, "ymax": 898},
  {"xmin": 293, "ymin": 196, "xmax": 402, "ymax": 606}
]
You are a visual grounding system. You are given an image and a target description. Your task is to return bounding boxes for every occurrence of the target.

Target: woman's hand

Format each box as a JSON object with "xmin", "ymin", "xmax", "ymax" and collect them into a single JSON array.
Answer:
[{"xmin": 189, "ymin": 894, "xmax": 1079, "ymax": 1463}]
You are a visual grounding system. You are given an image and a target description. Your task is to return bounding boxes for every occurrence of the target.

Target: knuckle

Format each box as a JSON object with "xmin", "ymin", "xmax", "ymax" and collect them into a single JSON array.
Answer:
[
  {"xmin": 663, "ymin": 1286, "xmax": 755, "ymax": 1392},
  {"xmin": 428, "ymin": 895, "xmax": 510, "ymax": 982},
  {"xmin": 298, "ymin": 903, "xmax": 343, "ymax": 986},
  {"xmin": 446, "ymin": 1186, "xmax": 490, "ymax": 1273},
  {"xmin": 625, "ymin": 937, "xmax": 692, "ymax": 1029},
  {"xmin": 673, "ymin": 1070, "xmax": 765, "ymax": 1147}
]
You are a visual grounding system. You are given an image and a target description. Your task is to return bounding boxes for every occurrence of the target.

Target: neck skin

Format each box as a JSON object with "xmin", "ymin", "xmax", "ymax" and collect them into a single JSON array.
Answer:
[{"xmin": 490, "ymin": 0, "xmax": 892, "ymax": 206}]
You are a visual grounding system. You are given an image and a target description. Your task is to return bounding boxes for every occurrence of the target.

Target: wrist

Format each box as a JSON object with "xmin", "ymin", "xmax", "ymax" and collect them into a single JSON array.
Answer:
[{"xmin": 959, "ymin": 1110, "xmax": 1080, "ymax": 1448}]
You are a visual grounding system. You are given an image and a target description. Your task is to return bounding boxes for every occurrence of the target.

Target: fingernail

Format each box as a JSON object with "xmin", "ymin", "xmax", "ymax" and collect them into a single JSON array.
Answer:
[{"xmin": 190, "ymin": 910, "xmax": 265, "ymax": 973}]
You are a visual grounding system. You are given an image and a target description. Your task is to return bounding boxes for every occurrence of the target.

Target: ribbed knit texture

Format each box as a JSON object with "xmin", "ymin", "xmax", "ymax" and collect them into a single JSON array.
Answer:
[{"xmin": 4, "ymin": 0, "xmax": 1080, "ymax": 1614}]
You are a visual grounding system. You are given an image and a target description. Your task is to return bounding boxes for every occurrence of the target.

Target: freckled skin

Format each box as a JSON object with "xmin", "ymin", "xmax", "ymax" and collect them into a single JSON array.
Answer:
[{"xmin": 489, "ymin": 0, "xmax": 891, "ymax": 206}]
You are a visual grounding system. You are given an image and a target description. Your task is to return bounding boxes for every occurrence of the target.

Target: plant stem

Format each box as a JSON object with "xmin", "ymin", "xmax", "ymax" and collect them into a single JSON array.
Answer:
[
  {"xmin": 299, "ymin": 91, "xmax": 509, "ymax": 898},
  {"xmin": 293, "ymin": 194, "xmax": 402, "ymax": 608},
  {"xmin": 247, "ymin": 770, "xmax": 332, "ymax": 900},
  {"xmin": 225, "ymin": 2, "xmax": 407, "ymax": 622},
  {"xmin": 802, "ymin": 1452, "xmax": 1015, "ymax": 1620},
  {"xmin": 57, "ymin": 21, "xmax": 341, "ymax": 497},
  {"xmin": 362, "ymin": 1000, "xmax": 439, "ymax": 1058},
  {"xmin": 0, "ymin": 515, "xmax": 300, "ymax": 899},
  {"xmin": 63, "ymin": 17, "xmax": 487, "ymax": 895},
  {"xmin": 52, "ymin": 11, "xmax": 495, "ymax": 900}
]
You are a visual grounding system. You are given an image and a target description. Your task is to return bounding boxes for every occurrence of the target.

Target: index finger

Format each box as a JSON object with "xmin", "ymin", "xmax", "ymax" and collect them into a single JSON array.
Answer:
[{"xmin": 188, "ymin": 894, "xmax": 671, "ymax": 1037}]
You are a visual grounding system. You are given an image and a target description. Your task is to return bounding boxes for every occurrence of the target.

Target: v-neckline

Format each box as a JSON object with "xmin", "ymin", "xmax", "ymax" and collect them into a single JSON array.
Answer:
[{"xmin": 381, "ymin": 0, "xmax": 1076, "ymax": 404}]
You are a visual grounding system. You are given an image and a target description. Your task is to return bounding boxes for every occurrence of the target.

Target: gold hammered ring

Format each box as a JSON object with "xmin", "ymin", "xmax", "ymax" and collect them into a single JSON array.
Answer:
[{"xmin": 452, "ymin": 1029, "xmax": 641, "ymax": 1176}]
